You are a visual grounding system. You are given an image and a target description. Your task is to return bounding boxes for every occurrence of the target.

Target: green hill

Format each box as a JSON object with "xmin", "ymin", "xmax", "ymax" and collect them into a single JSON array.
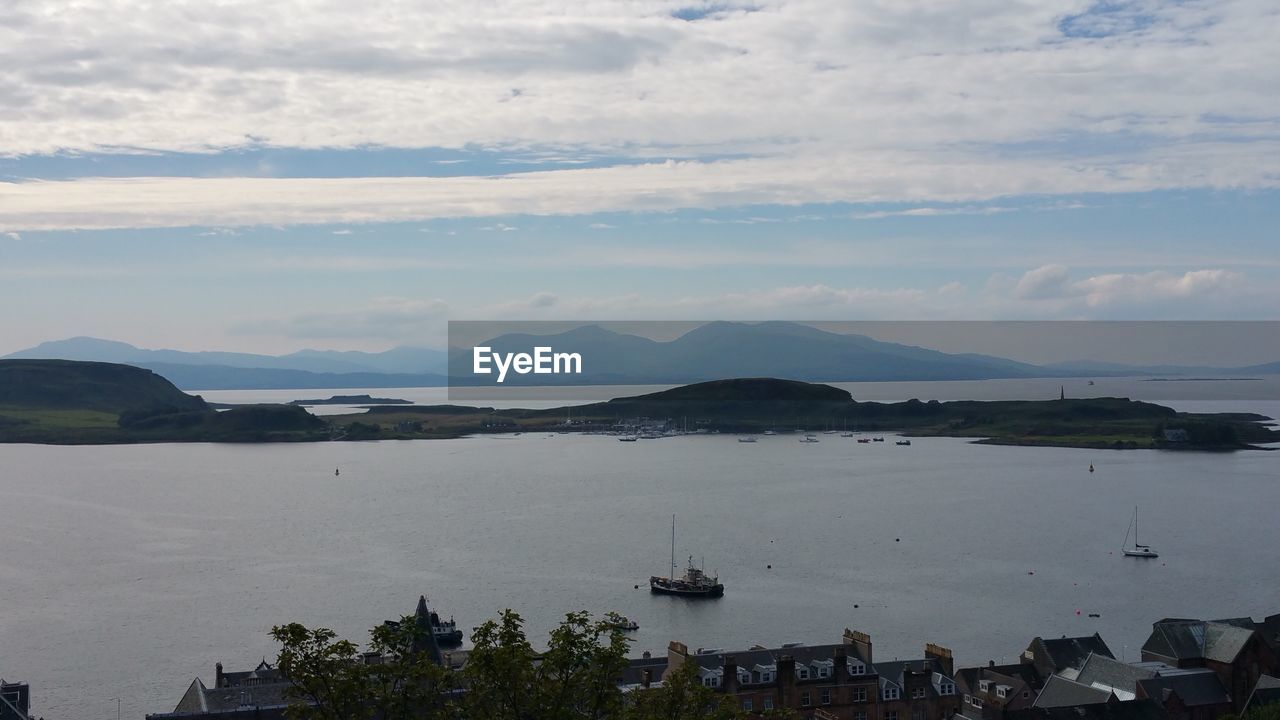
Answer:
[
  {"xmin": 0, "ymin": 360, "xmax": 327, "ymax": 444},
  {"xmin": 0, "ymin": 359, "xmax": 208, "ymax": 413}
]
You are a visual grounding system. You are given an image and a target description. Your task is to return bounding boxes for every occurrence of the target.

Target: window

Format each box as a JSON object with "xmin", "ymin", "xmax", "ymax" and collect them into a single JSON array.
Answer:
[
  {"xmin": 822, "ymin": 688, "xmax": 832, "ymax": 705},
  {"xmin": 763, "ymin": 696, "xmax": 774, "ymax": 711},
  {"xmin": 996, "ymin": 687, "xmax": 1008, "ymax": 699},
  {"xmin": 761, "ymin": 671, "xmax": 774, "ymax": 683},
  {"xmin": 940, "ymin": 683, "xmax": 955, "ymax": 696},
  {"xmin": 1022, "ymin": 691, "xmax": 1030, "ymax": 699},
  {"xmin": 743, "ymin": 699, "xmax": 753, "ymax": 712},
  {"xmin": 886, "ymin": 712, "xmax": 899, "ymax": 720},
  {"xmin": 971, "ymin": 697, "xmax": 984, "ymax": 709},
  {"xmin": 884, "ymin": 687, "xmax": 900, "ymax": 701},
  {"xmin": 851, "ymin": 663, "xmax": 866, "ymax": 676},
  {"xmin": 913, "ymin": 711, "xmax": 925, "ymax": 720},
  {"xmin": 703, "ymin": 676, "xmax": 719, "ymax": 688},
  {"xmin": 853, "ymin": 687, "xmax": 868, "ymax": 702},
  {"xmin": 801, "ymin": 691, "xmax": 812, "ymax": 707},
  {"xmin": 979, "ymin": 680, "xmax": 990, "ymax": 692},
  {"xmin": 913, "ymin": 687, "xmax": 926, "ymax": 699},
  {"xmin": 819, "ymin": 666, "xmax": 831, "ymax": 678},
  {"xmin": 798, "ymin": 667, "xmax": 811, "ymax": 680},
  {"xmin": 856, "ymin": 712, "xmax": 868, "ymax": 720},
  {"xmin": 964, "ymin": 695, "xmax": 971, "ymax": 705}
]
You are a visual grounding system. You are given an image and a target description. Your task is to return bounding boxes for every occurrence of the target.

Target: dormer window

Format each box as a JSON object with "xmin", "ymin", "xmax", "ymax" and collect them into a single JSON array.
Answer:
[
  {"xmin": 940, "ymin": 683, "xmax": 955, "ymax": 695},
  {"xmin": 703, "ymin": 676, "xmax": 720, "ymax": 688},
  {"xmin": 979, "ymin": 680, "xmax": 990, "ymax": 693},
  {"xmin": 997, "ymin": 687, "xmax": 1008, "ymax": 699},
  {"xmin": 912, "ymin": 687, "xmax": 926, "ymax": 699},
  {"xmin": 850, "ymin": 662, "xmax": 866, "ymax": 676},
  {"xmin": 797, "ymin": 666, "xmax": 810, "ymax": 680},
  {"xmin": 883, "ymin": 687, "xmax": 900, "ymax": 701}
]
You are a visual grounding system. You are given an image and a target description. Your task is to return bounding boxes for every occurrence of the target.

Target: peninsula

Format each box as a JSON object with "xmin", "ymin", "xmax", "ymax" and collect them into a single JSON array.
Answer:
[{"xmin": 2, "ymin": 362, "xmax": 1275, "ymax": 450}]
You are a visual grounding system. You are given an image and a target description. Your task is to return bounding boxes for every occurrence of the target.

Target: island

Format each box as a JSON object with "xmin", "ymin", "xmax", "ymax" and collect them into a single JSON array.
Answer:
[
  {"xmin": 2, "ymin": 361, "xmax": 1275, "ymax": 450},
  {"xmin": 287, "ymin": 394, "xmax": 413, "ymax": 406}
]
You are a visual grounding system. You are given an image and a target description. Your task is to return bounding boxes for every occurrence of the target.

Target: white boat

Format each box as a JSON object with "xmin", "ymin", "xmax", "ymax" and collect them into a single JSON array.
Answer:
[
  {"xmin": 738, "ymin": 436, "xmax": 758, "ymax": 443},
  {"xmin": 840, "ymin": 432, "xmax": 854, "ymax": 438},
  {"xmin": 1122, "ymin": 506, "xmax": 1159, "ymax": 558},
  {"xmin": 604, "ymin": 611, "xmax": 639, "ymax": 631},
  {"xmin": 799, "ymin": 434, "xmax": 819, "ymax": 443},
  {"xmin": 762, "ymin": 430, "xmax": 777, "ymax": 436},
  {"xmin": 895, "ymin": 439, "xmax": 911, "ymax": 446}
]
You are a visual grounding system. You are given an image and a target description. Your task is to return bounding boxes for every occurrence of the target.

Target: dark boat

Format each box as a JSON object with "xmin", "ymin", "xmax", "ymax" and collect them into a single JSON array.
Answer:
[{"xmin": 649, "ymin": 515, "xmax": 724, "ymax": 598}]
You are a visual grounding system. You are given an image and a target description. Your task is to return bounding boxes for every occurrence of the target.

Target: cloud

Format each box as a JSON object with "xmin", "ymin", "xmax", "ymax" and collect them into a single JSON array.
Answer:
[
  {"xmin": 3, "ymin": 231, "xmax": 21, "ymax": 241},
  {"xmin": 850, "ymin": 206, "xmax": 1016, "ymax": 220},
  {"xmin": 0, "ymin": 0, "xmax": 1277, "ymax": 230},
  {"xmin": 1012, "ymin": 265, "xmax": 1247, "ymax": 307},
  {"xmin": 6, "ymin": 140, "xmax": 1280, "ymax": 231}
]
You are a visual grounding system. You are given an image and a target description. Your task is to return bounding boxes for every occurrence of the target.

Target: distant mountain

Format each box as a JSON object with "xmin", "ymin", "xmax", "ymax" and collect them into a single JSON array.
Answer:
[
  {"xmin": 131, "ymin": 363, "xmax": 447, "ymax": 391},
  {"xmin": 3, "ymin": 337, "xmax": 448, "ymax": 389},
  {"xmin": 452, "ymin": 321, "xmax": 1057, "ymax": 385}
]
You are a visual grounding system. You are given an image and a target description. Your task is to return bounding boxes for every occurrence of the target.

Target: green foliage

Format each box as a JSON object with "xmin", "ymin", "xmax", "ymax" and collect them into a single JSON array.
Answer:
[
  {"xmin": 271, "ymin": 610, "xmax": 753, "ymax": 720},
  {"xmin": 462, "ymin": 610, "xmax": 631, "ymax": 720},
  {"xmin": 270, "ymin": 617, "xmax": 452, "ymax": 720},
  {"xmin": 1220, "ymin": 704, "xmax": 1280, "ymax": 720}
]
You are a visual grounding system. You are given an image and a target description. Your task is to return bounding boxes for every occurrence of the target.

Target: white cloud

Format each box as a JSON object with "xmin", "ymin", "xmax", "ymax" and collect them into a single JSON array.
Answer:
[
  {"xmin": 1012, "ymin": 264, "xmax": 1248, "ymax": 308},
  {"xmin": 0, "ymin": 0, "xmax": 1278, "ymax": 229},
  {"xmin": 6, "ymin": 139, "xmax": 1280, "ymax": 231},
  {"xmin": 3, "ymin": 231, "xmax": 21, "ymax": 241}
]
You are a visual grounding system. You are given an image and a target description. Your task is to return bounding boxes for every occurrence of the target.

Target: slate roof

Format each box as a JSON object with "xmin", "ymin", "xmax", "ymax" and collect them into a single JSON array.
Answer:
[
  {"xmin": 1009, "ymin": 699, "xmax": 1168, "ymax": 720},
  {"xmin": 1246, "ymin": 675, "xmax": 1280, "ymax": 712},
  {"xmin": 1136, "ymin": 671, "xmax": 1230, "ymax": 708},
  {"xmin": 876, "ymin": 658, "xmax": 954, "ymax": 686},
  {"xmin": 1075, "ymin": 655, "xmax": 1159, "ymax": 695},
  {"xmin": 683, "ymin": 642, "xmax": 871, "ymax": 679},
  {"xmin": 1036, "ymin": 635, "xmax": 1116, "ymax": 673},
  {"xmin": 1033, "ymin": 676, "xmax": 1114, "ymax": 708},
  {"xmin": 1142, "ymin": 620, "xmax": 1254, "ymax": 664},
  {"xmin": 170, "ymin": 677, "xmax": 292, "ymax": 715}
]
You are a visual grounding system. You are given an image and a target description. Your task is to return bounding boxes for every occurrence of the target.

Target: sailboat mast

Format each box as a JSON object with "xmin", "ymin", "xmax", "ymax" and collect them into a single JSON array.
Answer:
[
  {"xmin": 670, "ymin": 514, "xmax": 676, "ymax": 577},
  {"xmin": 1134, "ymin": 506, "xmax": 1139, "ymax": 545}
]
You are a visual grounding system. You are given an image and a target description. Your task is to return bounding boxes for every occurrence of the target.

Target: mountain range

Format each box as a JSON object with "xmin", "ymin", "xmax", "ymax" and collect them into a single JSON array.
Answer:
[{"xmin": 5, "ymin": 324, "xmax": 1277, "ymax": 391}]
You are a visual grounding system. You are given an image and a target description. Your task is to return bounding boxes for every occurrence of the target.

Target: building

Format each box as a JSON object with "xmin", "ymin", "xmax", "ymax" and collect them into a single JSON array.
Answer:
[
  {"xmin": 661, "ymin": 629, "xmax": 960, "ymax": 719},
  {"xmin": 1, "ymin": 680, "xmax": 33, "ymax": 720},
  {"xmin": 1023, "ymin": 634, "xmax": 1115, "ymax": 681},
  {"xmin": 1141, "ymin": 617, "xmax": 1280, "ymax": 713},
  {"xmin": 955, "ymin": 662, "xmax": 1043, "ymax": 720},
  {"xmin": 1244, "ymin": 675, "xmax": 1280, "ymax": 713}
]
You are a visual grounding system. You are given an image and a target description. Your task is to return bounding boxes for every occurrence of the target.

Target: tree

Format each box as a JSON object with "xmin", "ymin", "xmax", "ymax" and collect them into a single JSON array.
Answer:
[
  {"xmin": 271, "ymin": 615, "xmax": 453, "ymax": 720},
  {"xmin": 624, "ymin": 659, "xmax": 747, "ymax": 720},
  {"xmin": 462, "ymin": 610, "xmax": 631, "ymax": 720}
]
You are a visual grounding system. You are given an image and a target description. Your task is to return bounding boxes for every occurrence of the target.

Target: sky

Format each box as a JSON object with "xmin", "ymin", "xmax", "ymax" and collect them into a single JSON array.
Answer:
[{"xmin": 2, "ymin": 0, "xmax": 1279, "ymax": 355}]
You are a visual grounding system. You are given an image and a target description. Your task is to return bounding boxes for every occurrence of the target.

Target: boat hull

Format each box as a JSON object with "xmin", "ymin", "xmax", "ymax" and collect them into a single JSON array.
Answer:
[
  {"xmin": 435, "ymin": 630, "xmax": 464, "ymax": 646},
  {"xmin": 649, "ymin": 579, "xmax": 724, "ymax": 598},
  {"xmin": 1123, "ymin": 549, "xmax": 1159, "ymax": 558}
]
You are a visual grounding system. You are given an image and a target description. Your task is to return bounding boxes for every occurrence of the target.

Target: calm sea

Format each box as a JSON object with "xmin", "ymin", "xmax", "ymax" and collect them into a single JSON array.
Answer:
[{"xmin": 1, "ymin": 379, "xmax": 1277, "ymax": 719}]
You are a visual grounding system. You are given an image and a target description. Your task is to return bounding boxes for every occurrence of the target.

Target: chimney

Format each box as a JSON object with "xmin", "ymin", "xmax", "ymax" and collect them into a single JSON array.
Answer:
[
  {"xmin": 926, "ymin": 643, "xmax": 955, "ymax": 676},
  {"xmin": 843, "ymin": 628, "xmax": 874, "ymax": 664},
  {"xmin": 779, "ymin": 654, "xmax": 796, "ymax": 689},
  {"xmin": 724, "ymin": 655, "xmax": 739, "ymax": 694},
  {"xmin": 642, "ymin": 669, "xmax": 653, "ymax": 689},
  {"xmin": 834, "ymin": 646, "xmax": 849, "ymax": 685},
  {"xmin": 216, "ymin": 661, "xmax": 225, "ymax": 688},
  {"xmin": 667, "ymin": 641, "xmax": 689, "ymax": 679}
]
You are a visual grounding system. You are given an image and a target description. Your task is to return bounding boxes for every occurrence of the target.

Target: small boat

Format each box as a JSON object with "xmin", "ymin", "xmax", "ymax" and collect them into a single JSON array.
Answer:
[
  {"xmin": 840, "ymin": 432, "xmax": 854, "ymax": 438},
  {"xmin": 872, "ymin": 437, "xmax": 885, "ymax": 442},
  {"xmin": 604, "ymin": 612, "xmax": 639, "ymax": 631},
  {"xmin": 738, "ymin": 436, "xmax": 758, "ymax": 443},
  {"xmin": 1089, "ymin": 463, "xmax": 1095, "ymax": 473},
  {"xmin": 798, "ymin": 434, "xmax": 819, "ymax": 443},
  {"xmin": 1122, "ymin": 506, "xmax": 1158, "ymax": 558},
  {"xmin": 762, "ymin": 430, "xmax": 777, "ymax": 436},
  {"xmin": 1088, "ymin": 380, "xmax": 1095, "ymax": 386},
  {"xmin": 857, "ymin": 438, "xmax": 871, "ymax": 444},
  {"xmin": 618, "ymin": 436, "xmax": 639, "ymax": 442},
  {"xmin": 334, "ymin": 468, "xmax": 340, "ymax": 476},
  {"xmin": 895, "ymin": 439, "xmax": 911, "ymax": 446},
  {"xmin": 650, "ymin": 515, "xmax": 724, "ymax": 598}
]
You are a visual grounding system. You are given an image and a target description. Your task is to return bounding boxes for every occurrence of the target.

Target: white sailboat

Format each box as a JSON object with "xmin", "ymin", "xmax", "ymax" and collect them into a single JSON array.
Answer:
[{"xmin": 1122, "ymin": 506, "xmax": 1159, "ymax": 558}]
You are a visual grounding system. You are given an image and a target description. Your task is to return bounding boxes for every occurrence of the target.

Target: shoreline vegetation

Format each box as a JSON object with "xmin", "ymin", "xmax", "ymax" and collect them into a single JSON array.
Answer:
[{"xmin": 1, "ymin": 361, "xmax": 1276, "ymax": 450}]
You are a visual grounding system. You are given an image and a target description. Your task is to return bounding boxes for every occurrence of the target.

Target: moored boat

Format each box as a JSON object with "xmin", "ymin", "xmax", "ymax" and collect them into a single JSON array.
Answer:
[{"xmin": 650, "ymin": 515, "xmax": 724, "ymax": 598}]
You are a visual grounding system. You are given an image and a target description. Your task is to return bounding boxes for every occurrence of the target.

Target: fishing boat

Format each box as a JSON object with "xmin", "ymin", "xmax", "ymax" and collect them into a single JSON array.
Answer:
[
  {"xmin": 650, "ymin": 516, "xmax": 724, "ymax": 598},
  {"xmin": 604, "ymin": 612, "xmax": 639, "ymax": 631},
  {"xmin": 1122, "ymin": 506, "xmax": 1158, "ymax": 558},
  {"xmin": 895, "ymin": 439, "xmax": 912, "ymax": 446},
  {"xmin": 840, "ymin": 432, "xmax": 854, "ymax": 438}
]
